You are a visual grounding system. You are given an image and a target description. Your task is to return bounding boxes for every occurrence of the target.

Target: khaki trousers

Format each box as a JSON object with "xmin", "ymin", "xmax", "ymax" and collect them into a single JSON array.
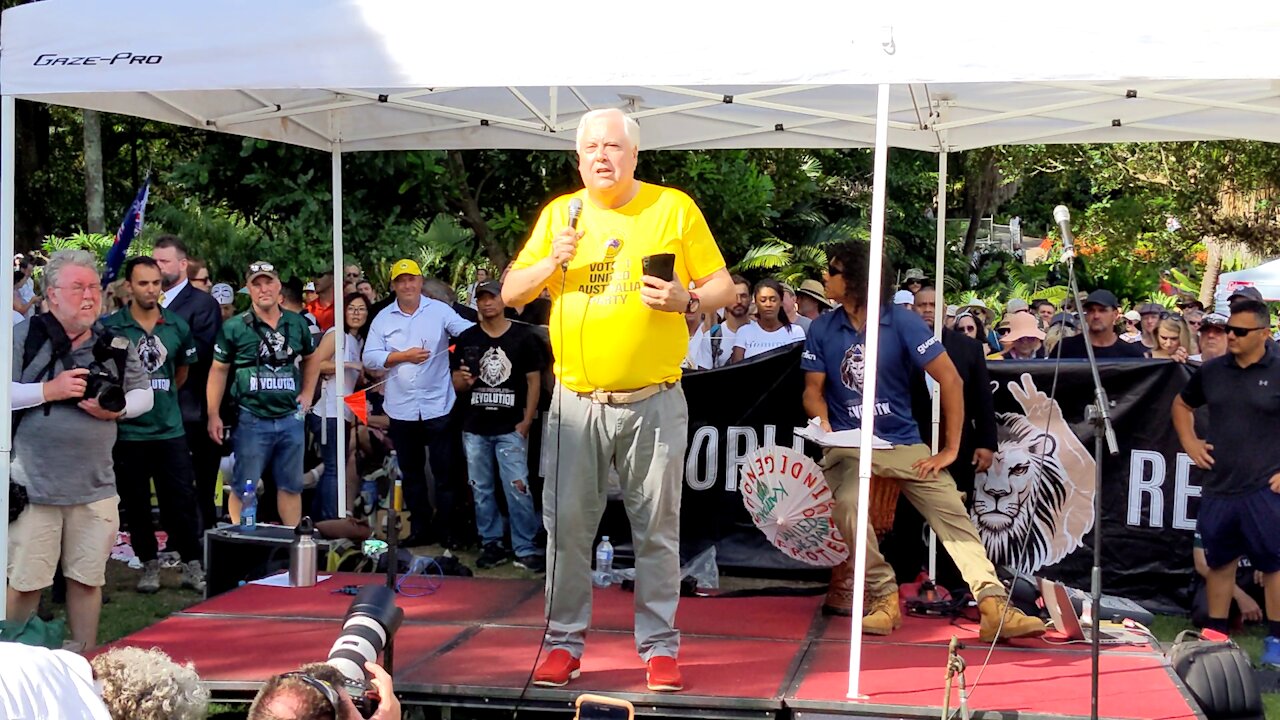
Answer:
[
  {"xmin": 542, "ymin": 382, "xmax": 688, "ymax": 660},
  {"xmin": 822, "ymin": 444, "xmax": 1005, "ymax": 602}
]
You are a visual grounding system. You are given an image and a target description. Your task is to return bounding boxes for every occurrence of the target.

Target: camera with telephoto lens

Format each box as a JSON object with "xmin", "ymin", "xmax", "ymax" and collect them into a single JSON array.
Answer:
[
  {"xmin": 81, "ymin": 332, "xmax": 129, "ymax": 413},
  {"xmin": 325, "ymin": 585, "xmax": 403, "ymax": 717}
]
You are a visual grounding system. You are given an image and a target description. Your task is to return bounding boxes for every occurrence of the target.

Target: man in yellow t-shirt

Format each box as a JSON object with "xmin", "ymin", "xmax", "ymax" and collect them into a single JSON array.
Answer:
[{"xmin": 503, "ymin": 108, "xmax": 734, "ymax": 692}]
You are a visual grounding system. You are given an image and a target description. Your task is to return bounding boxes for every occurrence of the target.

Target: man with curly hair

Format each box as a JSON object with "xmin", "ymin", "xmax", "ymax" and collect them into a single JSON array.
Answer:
[{"xmin": 0, "ymin": 643, "xmax": 206, "ymax": 720}]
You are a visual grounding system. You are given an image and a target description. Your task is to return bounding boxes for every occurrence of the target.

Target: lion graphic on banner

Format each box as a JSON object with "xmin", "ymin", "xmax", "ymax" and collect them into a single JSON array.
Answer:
[{"xmin": 972, "ymin": 373, "xmax": 1096, "ymax": 574}]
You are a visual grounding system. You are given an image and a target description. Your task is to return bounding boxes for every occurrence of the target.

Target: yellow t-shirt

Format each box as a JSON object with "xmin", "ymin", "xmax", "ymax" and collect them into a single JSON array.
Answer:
[{"xmin": 513, "ymin": 182, "xmax": 726, "ymax": 392}]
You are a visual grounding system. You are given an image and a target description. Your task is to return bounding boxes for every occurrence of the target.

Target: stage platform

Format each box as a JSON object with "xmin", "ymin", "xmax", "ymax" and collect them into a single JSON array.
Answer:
[{"xmin": 103, "ymin": 573, "xmax": 1202, "ymax": 720}]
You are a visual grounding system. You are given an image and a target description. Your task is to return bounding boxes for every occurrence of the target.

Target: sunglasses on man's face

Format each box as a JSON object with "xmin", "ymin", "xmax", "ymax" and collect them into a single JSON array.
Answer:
[
  {"xmin": 827, "ymin": 264, "xmax": 842, "ymax": 277},
  {"xmin": 1225, "ymin": 325, "xmax": 1267, "ymax": 337}
]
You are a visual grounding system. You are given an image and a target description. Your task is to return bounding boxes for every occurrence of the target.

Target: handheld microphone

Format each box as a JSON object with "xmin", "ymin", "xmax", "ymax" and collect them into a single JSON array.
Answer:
[
  {"xmin": 1053, "ymin": 205, "xmax": 1075, "ymax": 261},
  {"xmin": 563, "ymin": 198, "xmax": 583, "ymax": 271}
]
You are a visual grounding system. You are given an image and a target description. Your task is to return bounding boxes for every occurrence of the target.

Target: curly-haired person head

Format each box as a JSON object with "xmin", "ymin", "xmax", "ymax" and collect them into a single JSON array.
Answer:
[
  {"xmin": 90, "ymin": 647, "xmax": 208, "ymax": 720},
  {"xmin": 824, "ymin": 241, "xmax": 894, "ymax": 311}
]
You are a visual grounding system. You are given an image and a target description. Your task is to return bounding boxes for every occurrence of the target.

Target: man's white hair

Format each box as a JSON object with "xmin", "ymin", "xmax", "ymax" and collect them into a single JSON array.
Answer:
[
  {"xmin": 576, "ymin": 108, "xmax": 640, "ymax": 152},
  {"xmin": 44, "ymin": 249, "xmax": 99, "ymax": 291}
]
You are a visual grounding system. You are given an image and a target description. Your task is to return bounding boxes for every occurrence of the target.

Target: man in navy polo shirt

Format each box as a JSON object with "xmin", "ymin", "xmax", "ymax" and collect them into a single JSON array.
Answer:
[
  {"xmin": 801, "ymin": 241, "xmax": 1044, "ymax": 642},
  {"xmin": 1173, "ymin": 296, "xmax": 1280, "ymax": 666}
]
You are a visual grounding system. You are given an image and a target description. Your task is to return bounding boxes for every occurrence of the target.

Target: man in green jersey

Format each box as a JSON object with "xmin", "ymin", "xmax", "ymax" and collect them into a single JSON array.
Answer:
[
  {"xmin": 208, "ymin": 261, "xmax": 321, "ymax": 526},
  {"xmin": 104, "ymin": 257, "xmax": 205, "ymax": 594}
]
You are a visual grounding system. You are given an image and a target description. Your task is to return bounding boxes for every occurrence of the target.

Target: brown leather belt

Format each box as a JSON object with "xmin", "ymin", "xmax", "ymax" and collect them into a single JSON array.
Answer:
[{"xmin": 579, "ymin": 382, "xmax": 675, "ymax": 405}]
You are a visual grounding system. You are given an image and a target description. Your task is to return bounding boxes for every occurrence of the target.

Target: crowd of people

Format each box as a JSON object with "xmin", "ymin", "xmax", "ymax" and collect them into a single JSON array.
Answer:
[{"xmin": 4, "ymin": 104, "xmax": 1278, "ymax": 718}]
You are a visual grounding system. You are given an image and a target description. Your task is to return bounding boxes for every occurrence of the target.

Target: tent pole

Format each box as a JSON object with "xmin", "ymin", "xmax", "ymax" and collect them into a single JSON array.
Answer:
[
  {"xmin": 847, "ymin": 82, "xmax": 891, "ymax": 701},
  {"xmin": 928, "ymin": 148, "xmax": 948, "ymax": 582},
  {"xmin": 331, "ymin": 143, "xmax": 346, "ymax": 520},
  {"xmin": 0, "ymin": 96, "xmax": 16, "ymax": 620}
]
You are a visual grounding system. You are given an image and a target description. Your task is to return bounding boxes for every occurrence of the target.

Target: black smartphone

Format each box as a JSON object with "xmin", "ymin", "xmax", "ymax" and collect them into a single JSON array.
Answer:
[
  {"xmin": 575, "ymin": 694, "xmax": 634, "ymax": 720},
  {"xmin": 462, "ymin": 345, "xmax": 482, "ymax": 373},
  {"xmin": 642, "ymin": 253, "xmax": 676, "ymax": 282}
]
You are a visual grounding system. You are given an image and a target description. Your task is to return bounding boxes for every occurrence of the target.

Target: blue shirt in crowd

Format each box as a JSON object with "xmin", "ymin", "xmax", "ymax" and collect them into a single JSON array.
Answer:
[
  {"xmin": 363, "ymin": 295, "xmax": 475, "ymax": 422},
  {"xmin": 801, "ymin": 304, "xmax": 944, "ymax": 445}
]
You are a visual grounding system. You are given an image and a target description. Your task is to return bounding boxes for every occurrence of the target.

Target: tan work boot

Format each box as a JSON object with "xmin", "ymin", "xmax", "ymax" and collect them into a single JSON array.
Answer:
[
  {"xmin": 822, "ymin": 562, "xmax": 854, "ymax": 616},
  {"xmin": 862, "ymin": 590, "xmax": 902, "ymax": 636},
  {"xmin": 978, "ymin": 596, "xmax": 1046, "ymax": 642}
]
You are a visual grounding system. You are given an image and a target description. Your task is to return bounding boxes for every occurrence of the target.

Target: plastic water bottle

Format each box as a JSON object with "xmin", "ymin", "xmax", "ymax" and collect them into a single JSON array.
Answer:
[
  {"xmin": 240, "ymin": 479, "xmax": 257, "ymax": 531},
  {"xmin": 593, "ymin": 536, "xmax": 614, "ymax": 588}
]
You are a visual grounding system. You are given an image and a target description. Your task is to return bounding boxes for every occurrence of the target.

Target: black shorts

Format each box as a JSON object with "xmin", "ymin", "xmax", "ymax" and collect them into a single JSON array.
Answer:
[{"xmin": 1198, "ymin": 485, "xmax": 1280, "ymax": 573}]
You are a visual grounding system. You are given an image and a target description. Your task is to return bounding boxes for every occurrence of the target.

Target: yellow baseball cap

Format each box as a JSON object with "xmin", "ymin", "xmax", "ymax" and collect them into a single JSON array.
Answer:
[{"xmin": 389, "ymin": 259, "xmax": 422, "ymax": 281}]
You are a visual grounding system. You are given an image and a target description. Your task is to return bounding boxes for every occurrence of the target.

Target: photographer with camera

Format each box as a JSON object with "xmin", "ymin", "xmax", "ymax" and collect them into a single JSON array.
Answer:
[
  {"xmin": 207, "ymin": 261, "xmax": 322, "ymax": 527},
  {"xmin": 103, "ymin": 257, "xmax": 206, "ymax": 594},
  {"xmin": 249, "ymin": 585, "xmax": 403, "ymax": 720},
  {"xmin": 6, "ymin": 250, "xmax": 153, "ymax": 651}
]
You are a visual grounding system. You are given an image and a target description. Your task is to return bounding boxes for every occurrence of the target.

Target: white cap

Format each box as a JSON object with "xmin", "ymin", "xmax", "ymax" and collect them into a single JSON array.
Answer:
[{"xmin": 893, "ymin": 289, "xmax": 915, "ymax": 306}]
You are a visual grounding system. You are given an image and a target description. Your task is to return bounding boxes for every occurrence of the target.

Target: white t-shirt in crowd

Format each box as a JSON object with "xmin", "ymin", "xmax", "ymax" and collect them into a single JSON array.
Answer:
[
  {"xmin": 710, "ymin": 323, "xmax": 741, "ymax": 368},
  {"xmin": 316, "ymin": 329, "xmax": 363, "ymax": 420},
  {"xmin": 684, "ymin": 325, "xmax": 714, "ymax": 371},
  {"xmin": 732, "ymin": 322, "xmax": 806, "ymax": 359}
]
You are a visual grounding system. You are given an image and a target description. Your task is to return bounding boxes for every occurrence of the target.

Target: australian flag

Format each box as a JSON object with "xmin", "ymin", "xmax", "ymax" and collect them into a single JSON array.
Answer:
[{"xmin": 100, "ymin": 176, "xmax": 150, "ymax": 288}]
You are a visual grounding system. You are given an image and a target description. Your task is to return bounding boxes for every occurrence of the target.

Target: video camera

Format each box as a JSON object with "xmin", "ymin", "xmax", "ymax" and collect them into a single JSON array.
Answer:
[
  {"xmin": 81, "ymin": 331, "xmax": 129, "ymax": 413},
  {"xmin": 325, "ymin": 585, "xmax": 403, "ymax": 717}
]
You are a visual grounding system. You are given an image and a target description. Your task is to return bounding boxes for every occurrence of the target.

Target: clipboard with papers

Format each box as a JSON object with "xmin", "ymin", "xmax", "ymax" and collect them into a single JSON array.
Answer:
[{"xmin": 793, "ymin": 418, "xmax": 893, "ymax": 449}]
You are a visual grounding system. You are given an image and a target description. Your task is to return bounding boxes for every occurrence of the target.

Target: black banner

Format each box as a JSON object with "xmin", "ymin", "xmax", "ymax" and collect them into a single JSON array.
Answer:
[{"xmin": 670, "ymin": 346, "xmax": 1199, "ymax": 611}]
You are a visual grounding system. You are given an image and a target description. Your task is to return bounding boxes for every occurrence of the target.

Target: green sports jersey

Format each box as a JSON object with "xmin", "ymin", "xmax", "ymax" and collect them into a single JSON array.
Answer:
[
  {"xmin": 102, "ymin": 306, "xmax": 198, "ymax": 441},
  {"xmin": 214, "ymin": 308, "xmax": 315, "ymax": 419}
]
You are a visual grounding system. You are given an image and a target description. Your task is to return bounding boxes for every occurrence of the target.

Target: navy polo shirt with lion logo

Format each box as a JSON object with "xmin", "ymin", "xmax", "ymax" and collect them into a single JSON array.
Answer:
[{"xmin": 801, "ymin": 304, "xmax": 944, "ymax": 445}]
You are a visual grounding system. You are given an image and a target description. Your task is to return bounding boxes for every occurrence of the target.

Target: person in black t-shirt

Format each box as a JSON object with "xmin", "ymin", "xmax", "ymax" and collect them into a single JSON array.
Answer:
[
  {"xmin": 1055, "ymin": 289, "xmax": 1148, "ymax": 359},
  {"xmin": 1173, "ymin": 298, "xmax": 1280, "ymax": 664},
  {"xmin": 451, "ymin": 280, "xmax": 546, "ymax": 572}
]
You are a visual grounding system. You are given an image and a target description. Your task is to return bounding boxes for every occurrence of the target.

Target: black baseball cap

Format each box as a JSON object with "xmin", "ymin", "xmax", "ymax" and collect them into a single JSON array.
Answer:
[
  {"xmin": 1049, "ymin": 311, "xmax": 1079, "ymax": 328},
  {"xmin": 1227, "ymin": 286, "xmax": 1264, "ymax": 303},
  {"xmin": 1082, "ymin": 289, "xmax": 1120, "ymax": 310},
  {"xmin": 474, "ymin": 280, "xmax": 502, "ymax": 298}
]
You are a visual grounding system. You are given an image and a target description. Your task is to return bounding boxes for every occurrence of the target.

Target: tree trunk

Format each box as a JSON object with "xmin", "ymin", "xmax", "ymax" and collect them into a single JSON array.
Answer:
[
  {"xmin": 83, "ymin": 110, "xmax": 106, "ymax": 233},
  {"xmin": 445, "ymin": 150, "xmax": 505, "ymax": 269},
  {"xmin": 1199, "ymin": 236, "xmax": 1223, "ymax": 309}
]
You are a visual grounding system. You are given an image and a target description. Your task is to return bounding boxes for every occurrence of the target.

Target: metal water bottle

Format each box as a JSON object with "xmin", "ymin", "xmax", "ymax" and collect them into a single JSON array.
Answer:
[{"xmin": 289, "ymin": 516, "xmax": 318, "ymax": 587}]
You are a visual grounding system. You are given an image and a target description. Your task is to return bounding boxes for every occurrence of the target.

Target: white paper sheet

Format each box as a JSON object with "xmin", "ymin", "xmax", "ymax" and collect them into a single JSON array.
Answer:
[
  {"xmin": 248, "ymin": 572, "xmax": 333, "ymax": 587},
  {"xmin": 794, "ymin": 418, "xmax": 893, "ymax": 449}
]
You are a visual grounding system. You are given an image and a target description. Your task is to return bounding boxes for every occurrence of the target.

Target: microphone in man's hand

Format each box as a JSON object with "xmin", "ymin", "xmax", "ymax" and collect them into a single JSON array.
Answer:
[
  {"xmin": 563, "ymin": 198, "xmax": 583, "ymax": 271},
  {"xmin": 1053, "ymin": 205, "xmax": 1075, "ymax": 261}
]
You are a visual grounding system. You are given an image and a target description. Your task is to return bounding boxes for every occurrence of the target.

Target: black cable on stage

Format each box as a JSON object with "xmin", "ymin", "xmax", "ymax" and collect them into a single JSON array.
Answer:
[
  {"xmin": 946, "ymin": 303, "xmax": 1072, "ymax": 719},
  {"xmin": 512, "ymin": 253, "xmax": 572, "ymax": 718}
]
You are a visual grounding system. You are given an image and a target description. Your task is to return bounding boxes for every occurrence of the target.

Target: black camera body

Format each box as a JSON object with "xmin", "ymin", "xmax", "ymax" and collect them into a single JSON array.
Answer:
[{"xmin": 80, "ymin": 332, "xmax": 129, "ymax": 413}]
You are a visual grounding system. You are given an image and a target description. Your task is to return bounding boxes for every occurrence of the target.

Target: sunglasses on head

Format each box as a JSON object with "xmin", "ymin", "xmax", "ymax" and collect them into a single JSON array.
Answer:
[
  {"xmin": 280, "ymin": 672, "xmax": 343, "ymax": 714},
  {"xmin": 1225, "ymin": 325, "xmax": 1266, "ymax": 337},
  {"xmin": 249, "ymin": 262, "xmax": 275, "ymax": 274}
]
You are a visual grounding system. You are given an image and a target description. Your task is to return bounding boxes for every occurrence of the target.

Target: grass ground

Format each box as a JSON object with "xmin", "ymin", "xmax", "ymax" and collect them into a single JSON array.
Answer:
[{"xmin": 57, "ymin": 559, "xmax": 1276, "ymax": 718}]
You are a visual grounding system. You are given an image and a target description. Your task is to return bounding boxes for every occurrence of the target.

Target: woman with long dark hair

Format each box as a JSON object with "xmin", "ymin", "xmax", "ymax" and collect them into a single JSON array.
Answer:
[
  {"xmin": 729, "ymin": 278, "xmax": 806, "ymax": 363},
  {"xmin": 310, "ymin": 292, "xmax": 372, "ymax": 519}
]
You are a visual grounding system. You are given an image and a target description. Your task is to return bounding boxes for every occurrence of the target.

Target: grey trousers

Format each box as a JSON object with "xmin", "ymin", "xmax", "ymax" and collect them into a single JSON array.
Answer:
[{"xmin": 543, "ymin": 382, "xmax": 688, "ymax": 660}]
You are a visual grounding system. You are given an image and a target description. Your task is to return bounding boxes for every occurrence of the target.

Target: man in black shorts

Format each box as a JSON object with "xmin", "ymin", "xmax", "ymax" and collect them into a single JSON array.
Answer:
[{"xmin": 1172, "ymin": 296, "xmax": 1280, "ymax": 666}]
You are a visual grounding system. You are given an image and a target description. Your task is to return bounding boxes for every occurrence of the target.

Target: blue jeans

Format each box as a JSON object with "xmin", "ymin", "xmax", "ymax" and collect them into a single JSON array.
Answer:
[
  {"xmin": 462, "ymin": 431, "xmax": 542, "ymax": 557},
  {"xmin": 314, "ymin": 416, "xmax": 346, "ymax": 521},
  {"xmin": 233, "ymin": 410, "xmax": 305, "ymax": 495}
]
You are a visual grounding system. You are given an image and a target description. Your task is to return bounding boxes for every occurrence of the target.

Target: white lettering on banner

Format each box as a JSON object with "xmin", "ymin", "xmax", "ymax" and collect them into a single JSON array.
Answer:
[
  {"xmin": 1172, "ymin": 454, "xmax": 1199, "ymax": 531},
  {"xmin": 1128, "ymin": 450, "xmax": 1166, "ymax": 528},
  {"xmin": 1127, "ymin": 450, "xmax": 1201, "ymax": 530},
  {"xmin": 685, "ymin": 425, "xmax": 805, "ymax": 492},
  {"xmin": 150, "ymin": 378, "xmax": 171, "ymax": 392},
  {"xmin": 685, "ymin": 426, "xmax": 719, "ymax": 491}
]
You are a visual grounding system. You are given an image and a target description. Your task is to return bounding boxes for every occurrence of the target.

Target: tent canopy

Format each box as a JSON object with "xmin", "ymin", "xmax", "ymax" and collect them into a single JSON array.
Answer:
[
  {"xmin": 5, "ymin": 0, "xmax": 1280, "ymax": 152},
  {"xmin": 1214, "ymin": 257, "xmax": 1280, "ymax": 310}
]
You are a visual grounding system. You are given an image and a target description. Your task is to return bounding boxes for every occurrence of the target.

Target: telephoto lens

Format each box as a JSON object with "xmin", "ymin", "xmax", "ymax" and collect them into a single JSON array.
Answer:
[{"xmin": 326, "ymin": 585, "xmax": 404, "ymax": 686}]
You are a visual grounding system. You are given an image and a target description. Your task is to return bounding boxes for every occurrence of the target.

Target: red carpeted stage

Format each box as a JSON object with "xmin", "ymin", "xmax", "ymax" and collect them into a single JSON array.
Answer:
[{"xmin": 103, "ymin": 573, "xmax": 1201, "ymax": 720}]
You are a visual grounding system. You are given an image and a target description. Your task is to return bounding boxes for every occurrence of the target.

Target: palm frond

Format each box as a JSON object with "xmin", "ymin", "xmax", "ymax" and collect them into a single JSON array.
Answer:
[{"xmin": 733, "ymin": 241, "xmax": 792, "ymax": 272}]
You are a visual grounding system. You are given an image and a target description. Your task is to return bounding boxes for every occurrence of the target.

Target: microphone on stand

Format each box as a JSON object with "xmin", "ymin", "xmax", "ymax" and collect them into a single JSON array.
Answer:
[
  {"xmin": 1053, "ymin": 205, "xmax": 1075, "ymax": 262},
  {"xmin": 563, "ymin": 198, "xmax": 583, "ymax": 272}
]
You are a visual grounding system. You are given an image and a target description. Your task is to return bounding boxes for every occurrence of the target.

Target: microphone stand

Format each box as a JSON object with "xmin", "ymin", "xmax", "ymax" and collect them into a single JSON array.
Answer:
[
  {"xmin": 382, "ymin": 485, "xmax": 400, "ymax": 674},
  {"xmin": 1063, "ymin": 246, "xmax": 1119, "ymax": 720}
]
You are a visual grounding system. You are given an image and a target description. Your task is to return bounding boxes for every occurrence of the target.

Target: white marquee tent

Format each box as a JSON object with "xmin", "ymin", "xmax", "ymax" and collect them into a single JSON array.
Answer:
[
  {"xmin": 1214, "ymin": 257, "xmax": 1280, "ymax": 310},
  {"xmin": 5, "ymin": 0, "xmax": 1280, "ymax": 699}
]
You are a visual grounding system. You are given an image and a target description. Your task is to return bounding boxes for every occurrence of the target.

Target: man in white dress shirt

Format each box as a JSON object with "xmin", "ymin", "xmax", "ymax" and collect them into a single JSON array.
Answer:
[{"xmin": 363, "ymin": 259, "xmax": 475, "ymax": 546}]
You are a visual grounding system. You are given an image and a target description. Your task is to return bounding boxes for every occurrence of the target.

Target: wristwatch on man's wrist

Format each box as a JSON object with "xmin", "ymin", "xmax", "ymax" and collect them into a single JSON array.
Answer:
[{"xmin": 685, "ymin": 292, "xmax": 700, "ymax": 314}]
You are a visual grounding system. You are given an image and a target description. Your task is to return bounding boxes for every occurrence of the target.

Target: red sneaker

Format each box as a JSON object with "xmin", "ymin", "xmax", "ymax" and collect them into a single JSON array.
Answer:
[
  {"xmin": 646, "ymin": 655, "xmax": 683, "ymax": 692},
  {"xmin": 533, "ymin": 648, "xmax": 581, "ymax": 687}
]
